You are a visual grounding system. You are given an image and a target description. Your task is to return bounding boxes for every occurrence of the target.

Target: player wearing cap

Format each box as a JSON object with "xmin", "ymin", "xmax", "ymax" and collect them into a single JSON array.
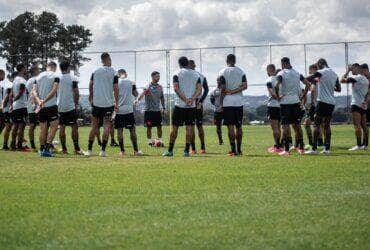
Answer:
[
  {"xmin": 341, "ymin": 63, "xmax": 369, "ymax": 150},
  {"xmin": 57, "ymin": 61, "xmax": 82, "ymax": 155},
  {"xmin": 136, "ymin": 71, "xmax": 165, "ymax": 147},
  {"xmin": 115, "ymin": 69, "xmax": 142, "ymax": 156},
  {"xmin": 163, "ymin": 56, "xmax": 202, "ymax": 157},
  {"xmin": 85, "ymin": 53, "xmax": 119, "ymax": 157}
]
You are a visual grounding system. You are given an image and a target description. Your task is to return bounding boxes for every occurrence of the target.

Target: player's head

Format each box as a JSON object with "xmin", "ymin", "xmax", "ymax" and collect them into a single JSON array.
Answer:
[
  {"xmin": 151, "ymin": 71, "xmax": 160, "ymax": 83},
  {"xmin": 266, "ymin": 64, "xmax": 276, "ymax": 76},
  {"xmin": 216, "ymin": 76, "xmax": 222, "ymax": 88},
  {"xmin": 178, "ymin": 56, "xmax": 189, "ymax": 68},
  {"xmin": 118, "ymin": 69, "xmax": 127, "ymax": 78},
  {"xmin": 281, "ymin": 57, "xmax": 291, "ymax": 69},
  {"xmin": 16, "ymin": 64, "xmax": 27, "ymax": 75},
  {"xmin": 309, "ymin": 64, "xmax": 318, "ymax": 75},
  {"xmin": 29, "ymin": 65, "xmax": 40, "ymax": 77},
  {"xmin": 226, "ymin": 54, "xmax": 236, "ymax": 66},
  {"xmin": 188, "ymin": 60, "xmax": 196, "ymax": 70},
  {"xmin": 360, "ymin": 63, "xmax": 369, "ymax": 75},
  {"xmin": 59, "ymin": 61, "xmax": 70, "ymax": 73},
  {"xmin": 317, "ymin": 58, "xmax": 328, "ymax": 69},
  {"xmin": 0, "ymin": 69, "xmax": 5, "ymax": 81},
  {"xmin": 101, "ymin": 52, "xmax": 111, "ymax": 66},
  {"xmin": 47, "ymin": 61, "xmax": 57, "ymax": 72},
  {"xmin": 350, "ymin": 63, "xmax": 361, "ymax": 75}
]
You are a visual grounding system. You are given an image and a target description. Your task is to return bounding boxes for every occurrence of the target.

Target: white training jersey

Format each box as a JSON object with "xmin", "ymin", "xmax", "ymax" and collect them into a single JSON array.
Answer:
[
  {"xmin": 351, "ymin": 74, "xmax": 369, "ymax": 108},
  {"xmin": 2, "ymin": 81, "xmax": 12, "ymax": 112},
  {"xmin": 173, "ymin": 68, "xmax": 200, "ymax": 108},
  {"xmin": 316, "ymin": 67, "xmax": 338, "ymax": 106},
  {"xmin": 266, "ymin": 75, "xmax": 279, "ymax": 107},
  {"xmin": 277, "ymin": 68, "xmax": 302, "ymax": 105},
  {"xmin": 210, "ymin": 88, "xmax": 222, "ymax": 112},
  {"xmin": 117, "ymin": 77, "xmax": 135, "ymax": 115},
  {"xmin": 35, "ymin": 71, "xmax": 60, "ymax": 108},
  {"xmin": 26, "ymin": 77, "xmax": 37, "ymax": 113},
  {"xmin": 12, "ymin": 76, "xmax": 28, "ymax": 110},
  {"xmin": 57, "ymin": 73, "xmax": 79, "ymax": 113},
  {"xmin": 91, "ymin": 66, "xmax": 117, "ymax": 108},
  {"xmin": 218, "ymin": 66, "xmax": 246, "ymax": 107}
]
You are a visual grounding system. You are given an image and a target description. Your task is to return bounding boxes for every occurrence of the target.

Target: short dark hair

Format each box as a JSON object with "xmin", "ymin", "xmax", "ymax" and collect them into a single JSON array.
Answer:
[
  {"xmin": 118, "ymin": 69, "xmax": 126, "ymax": 75},
  {"xmin": 227, "ymin": 54, "xmax": 236, "ymax": 64},
  {"xmin": 281, "ymin": 57, "xmax": 290, "ymax": 65},
  {"xmin": 309, "ymin": 64, "xmax": 318, "ymax": 70},
  {"xmin": 352, "ymin": 63, "xmax": 360, "ymax": 67},
  {"xmin": 0, "ymin": 69, "xmax": 5, "ymax": 75},
  {"xmin": 59, "ymin": 61, "xmax": 70, "ymax": 72},
  {"xmin": 360, "ymin": 63, "xmax": 369, "ymax": 70},
  {"xmin": 16, "ymin": 64, "xmax": 25, "ymax": 72},
  {"xmin": 11, "ymin": 71, "xmax": 18, "ymax": 79},
  {"xmin": 178, "ymin": 56, "xmax": 189, "ymax": 67},
  {"xmin": 317, "ymin": 58, "xmax": 328, "ymax": 68},
  {"xmin": 267, "ymin": 64, "xmax": 276, "ymax": 71},
  {"xmin": 189, "ymin": 59, "xmax": 195, "ymax": 64},
  {"xmin": 47, "ymin": 61, "xmax": 57, "ymax": 68},
  {"xmin": 151, "ymin": 71, "xmax": 160, "ymax": 77},
  {"xmin": 29, "ymin": 65, "xmax": 39, "ymax": 76},
  {"xmin": 101, "ymin": 52, "xmax": 110, "ymax": 60}
]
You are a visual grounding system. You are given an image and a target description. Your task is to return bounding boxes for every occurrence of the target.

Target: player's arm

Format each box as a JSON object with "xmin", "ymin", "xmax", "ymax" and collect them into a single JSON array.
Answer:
[
  {"xmin": 160, "ymin": 91, "xmax": 165, "ymax": 110},
  {"xmin": 173, "ymin": 75, "xmax": 187, "ymax": 103},
  {"xmin": 2, "ymin": 88, "xmax": 11, "ymax": 107},
  {"xmin": 362, "ymin": 84, "xmax": 370, "ymax": 109},
  {"xmin": 137, "ymin": 89, "xmax": 146, "ymax": 102},
  {"xmin": 300, "ymin": 74, "xmax": 311, "ymax": 98},
  {"xmin": 198, "ymin": 77, "xmax": 209, "ymax": 103},
  {"xmin": 219, "ymin": 75, "xmax": 226, "ymax": 107},
  {"xmin": 341, "ymin": 66, "xmax": 354, "ymax": 83},
  {"xmin": 32, "ymin": 82, "xmax": 41, "ymax": 105},
  {"xmin": 13, "ymin": 83, "xmax": 26, "ymax": 101},
  {"xmin": 73, "ymin": 80, "xmax": 79, "ymax": 109},
  {"xmin": 89, "ymin": 73, "xmax": 94, "ymax": 104},
  {"xmin": 113, "ymin": 76, "xmax": 119, "ymax": 110},
  {"xmin": 132, "ymin": 83, "xmax": 138, "ymax": 98},
  {"xmin": 310, "ymin": 83, "xmax": 317, "ymax": 106},
  {"xmin": 334, "ymin": 78, "xmax": 341, "ymax": 92},
  {"xmin": 192, "ymin": 77, "xmax": 202, "ymax": 100},
  {"xmin": 42, "ymin": 78, "xmax": 59, "ymax": 107},
  {"xmin": 266, "ymin": 82, "xmax": 279, "ymax": 100},
  {"xmin": 225, "ymin": 75, "xmax": 248, "ymax": 95}
]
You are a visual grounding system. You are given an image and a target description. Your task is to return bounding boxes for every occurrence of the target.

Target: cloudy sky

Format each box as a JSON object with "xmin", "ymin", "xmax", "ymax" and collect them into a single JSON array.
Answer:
[{"xmin": 1, "ymin": 0, "xmax": 370, "ymax": 95}]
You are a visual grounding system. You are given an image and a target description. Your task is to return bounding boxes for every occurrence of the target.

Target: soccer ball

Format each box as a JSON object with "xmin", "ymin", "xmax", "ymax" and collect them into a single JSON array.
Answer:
[{"xmin": 154, "ymin": 139, "xmax": 164, "ymax": 147}]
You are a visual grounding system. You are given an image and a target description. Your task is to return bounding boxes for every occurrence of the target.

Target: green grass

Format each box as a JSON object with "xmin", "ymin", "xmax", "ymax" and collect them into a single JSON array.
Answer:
[{"xmin": 0, "ymin": 125, "xmax": 369, "ymax": 249}]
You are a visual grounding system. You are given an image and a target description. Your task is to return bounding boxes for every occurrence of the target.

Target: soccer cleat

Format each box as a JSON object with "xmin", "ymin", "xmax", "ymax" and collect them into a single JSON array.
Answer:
[
  {"xmin": 134, "ymin": 150, "xmax": 144, "ymax": 156},
  {"xmin": 119, "ymin": 151, "xmax": 126, "ymax": 157},
  {"xmin": 305, "ymin": 149, "xmax": 318, "ymax": 155},
  {"xmin": 183, "ymin": 150, "xmax": 190, "ymax": 157},
  {"xmin": 279, "ymin": 151, "xmax": 290, "ymax": 156},
  {"xmin": 360, "ymin": 145, "xmax": 368, "ymax": 150},
  {"xmin": 83, "ymin": 150, "xmax": 92, "ymax": 157},
  {"xmin": 267, "ymin": 146, "xmax": 276, "ymax": 153},
  {"xmin": 99, "ymin": 151, "xmax": 107, "ymax": 157},
  {"xmin": 162, "ymin": 151, "xmax": 173, "ymax": 157},
  {"xmin": 19, "ymin": 147, "xmax": 32, "ymax": 152},
  {"xmin": 59, "ymin": 149, "xmax": 68, "ymax": 155},
  {"xmin": 75, "ymin": 150, "xmax": 84, "ymax": 155},
  {"xmin": 304, "ymin": 145, "xmax": 312, "ymax": 151},
  {"xmin": 274, "ymin": 147, "xmax": 283, "ymax": 153},
  {"xmin": 321, "ymin": 149, "xmax": 331, "ymax": 155},
  {"xmin": 200, "ymin": 149, "xmax": 206, "ymax": 154},
  {"xmin": 190, "ymin": 150, "xmax": 197, "ymax": 155},
  {"xmin": 219, "ymin": 140, "xmax": 224, "ymax": 145},
  {"xmin": 227, "ymin": 151, "xmax": 236, "ymax": 156},
  {"xmin": 348, "ymin": 146, "xmax": 362, "ymax": 151},
  {"xmin": 2, "ymin": 145, "xmax": 10, "ymax": 151}
]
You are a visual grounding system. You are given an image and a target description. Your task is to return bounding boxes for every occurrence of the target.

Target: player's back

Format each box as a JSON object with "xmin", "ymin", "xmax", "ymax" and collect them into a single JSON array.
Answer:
[
  {"xmin": 219, "ymin": 66, "xmax": 245, "ymax": 107},
  {"xmin": 117, "ymin": 77, "xmax": 134, "ymax": 114},
  {"xmin": 351, "ymin": 74, "xmax": 369, "ymax": 107},
  {"xmin": 92, "ymin": 66, "xmax": 116, "ymax": 108},
  {"xmin": 317, "ymin": 67, "xmax": 338, "ymax": 105},
  {"xmin": 12, "ymin": 76, "xmax": 27, "ymax": 110},
  {"xmin": 278, "ymin": 68, "xmax": 301, "ymax": 105},
  {"xmin": 58, "ymin": 73, "xmax": 77, "ymax": 112},
  {"xmin": 174, "ymin": 68, "xmax": 199, "ymax": 108},
  {"xmin": 36, "ymin": 71, "xmax": 59, "ymax": 107}
]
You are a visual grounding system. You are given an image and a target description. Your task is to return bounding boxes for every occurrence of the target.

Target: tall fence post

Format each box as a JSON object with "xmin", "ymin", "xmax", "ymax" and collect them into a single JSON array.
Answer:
[
  {"xmin": 269, "ymin": 44, "xmax": 272, "ymax": 64},
  {"xmin": 199, "ymin": 48, "xmax": 203, "ymax": 73},
  {"xmin": 303, "ymin": 44, "xmax": 307, "ymax": 75},
  {"xmin": 344, "ymin": 42, "xmax": 350, "ymax": 124},
  {"xmin": 134, "ymin": 51, "xmax": 137, "ymax": 82},
  {"xmin": 165, "ymin": 50, "xmax": 172, "ymax": 127}
]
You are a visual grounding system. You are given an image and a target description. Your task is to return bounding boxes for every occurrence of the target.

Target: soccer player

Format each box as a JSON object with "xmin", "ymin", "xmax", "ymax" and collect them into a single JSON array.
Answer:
[
  {"xmin": 218, "ymin": 54, "xmax": 247, "ymax": 156},
  {"xmin": 265, "ymin": 64, "xmax": 282, "ymax": 153},
  {"xmin": 2, "ymin": 73, "xmax": 16, "ymax": 150},
  {"xmin": 362, "ymin": 63, "xmax": 370, "ymax": 127},
  {"xmin": 305, "ymin": 58, "xmax": 341, "ymax": 155},
  {"xmin": 26, "ymin": 65, "xmax": 40, "ymax": 151},
  {"xmin": 163, "ymin": 56, "xmax": 202, "ymax": 157},
  {"xmin": 210, "ymin": 77, "xmax": 223, "ymax": 145},
  {"xmin": 33, "ymin": 61, "xmax": 60, "ymax": 157},
  {"xmin": 0, "ymin": 69, "xmax": 5, "ymax": 135},
  {"xmin": 115, "ymin": 69, "xmax": 142, "ymax": 156},
  {"xmin": 11, "ymin": 64, "xmax": 29, "ymax": 151},
  {"xmin": 85, "ymin": 53, "xmax": 119, "ymax": 157},
  {"xmin": 276, "ymin": 57, "xmax": 310, "ymax": 156},
  {"xmin": 189, "ymin": 60, "xmax": 209, "ymax": 154},
  {"xmin": 341, "ymin": 63, "xmax": 369, "ymax": 150},
  {"xmin": 57, "ymin": 61, "xmax": 82, "ymax": 155},
  {"xmin": 136, "ymin": 71, "xmax": 165, "ymax": 147}
]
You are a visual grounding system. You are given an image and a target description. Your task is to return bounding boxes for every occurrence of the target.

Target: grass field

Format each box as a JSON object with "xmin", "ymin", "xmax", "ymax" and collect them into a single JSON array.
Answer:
[{"xmin": 0, "ymin": 125, "xmax": 369, "ymax": 249}]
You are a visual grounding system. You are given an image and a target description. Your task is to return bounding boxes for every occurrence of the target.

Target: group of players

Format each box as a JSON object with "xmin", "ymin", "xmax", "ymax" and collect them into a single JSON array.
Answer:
[{"xmin": 0, "ymin": 52, "xmax": 369, "ymax": 157}]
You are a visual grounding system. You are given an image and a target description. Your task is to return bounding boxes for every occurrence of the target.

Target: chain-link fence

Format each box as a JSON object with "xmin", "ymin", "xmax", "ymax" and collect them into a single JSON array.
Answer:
[{"xmin": 1, "ymin": 41, "xmax": 370, "ymax": 125}]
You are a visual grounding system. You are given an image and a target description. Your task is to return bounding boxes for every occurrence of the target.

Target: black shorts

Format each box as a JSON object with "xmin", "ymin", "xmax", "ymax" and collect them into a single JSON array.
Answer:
[
  {"xmin": 115, "ymin": 113, "xmax": 135, "ymax": 129},
  {"xmin": 267, "ymin": 106, "xmax": 281, "ymax": 121},
  {"xmin": 28, "ymin": 113, "xmax": 39, "ymax": 125},
  {"xmin": 351, "ymin": 105, "xmax": 366, "ymax": 115},
  {"xmin": 144, "ymin": 111, "xmax": 162, "ymax": 127},
  {"xmin": 3, "ymin": 112, "xmax": 12, "ymax": 124},
  {"xmin": 195, "ymin": 107, "xmax": 203, "ymax": 126},
  {"xmin": 0, "ymin": 112, "xmax": 3, "ymax": 124},
  {"xmin": 39, "ymin": 105, "xmax": 59, "ymax": 123},
  {"xmin": 172, "ymin": 106, "xmax": 196, "ymax": 126},
  {"xmin": 12, "ymin": 108, "xmax": 28, "ymax": 124},
  {"xmin": 280, "ymin": 103, "xmax": 302, "ymax": 125},
  {"xmin": 316, "ymin": 102, "xmax": 335, "ymax": 118},
  {"xmin": 367, "ymin": 108, "xmax": 370, "ymax": 126},
  {"xmin": 59, "ymin": 110, "xmax": 78, "ymax": 126},
  {"xmin": 92, "ymin": 106, "xmax": 114, "ymax": 120},
  {"xmin": 214, "ymin": 111, "xmax": 223, "ymax": 126},
  {"xmin": 223, "ymin": 106, "xmax": 243, "ymax": 128}
]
